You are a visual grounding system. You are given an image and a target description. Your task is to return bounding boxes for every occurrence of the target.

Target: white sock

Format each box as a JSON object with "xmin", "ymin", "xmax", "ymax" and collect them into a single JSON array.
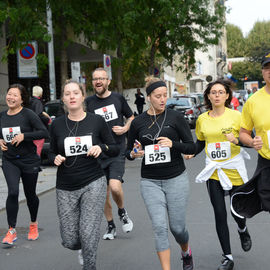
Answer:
[
  {"xmin": 238, "ymin": 226, "xmax": 247, "ymax": 233},
  {"xmin": 225, "ymin": 254, "xmax": 233, "ymax": 261}
]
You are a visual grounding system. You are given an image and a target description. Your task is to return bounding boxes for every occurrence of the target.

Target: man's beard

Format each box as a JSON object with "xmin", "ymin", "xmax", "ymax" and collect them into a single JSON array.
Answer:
[{"xmin": 94, "ymin": 86, "xmax": 107, "ymax": 96}]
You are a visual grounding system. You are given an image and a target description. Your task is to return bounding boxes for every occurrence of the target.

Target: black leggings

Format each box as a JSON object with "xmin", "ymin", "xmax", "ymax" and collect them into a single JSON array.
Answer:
[
  {"xmin": 207, "ymin": 179, "xmax": 246, "ymax": 255},
  {"xmin": 2, "ymin": 159, "xmax": 39, "ymax": 228}
]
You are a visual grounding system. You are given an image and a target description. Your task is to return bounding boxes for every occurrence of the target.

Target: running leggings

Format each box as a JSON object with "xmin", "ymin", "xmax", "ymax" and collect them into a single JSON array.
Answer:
[
  {"xmin": 56, "ymin": 176, "xmax": 106, "ymax": 270},
  {"xmin": 2, "ymin": 159, "xmax": 39, "ymax": 228},
  {"xmin": 207, "ymin": 179, "xmax": 246, "ymax": 255}
]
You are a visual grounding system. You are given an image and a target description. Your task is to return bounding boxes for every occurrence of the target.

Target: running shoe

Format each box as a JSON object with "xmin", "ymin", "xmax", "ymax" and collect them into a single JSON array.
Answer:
[
  {"xmin": 28, "ymin": 223, "xmax": 39, "ymax": 241},
  {"xmin": 238, "ymin": 228, "xmax": 252, "ymax": 252},
  {"xmin": 182, "ymin": 254, "xmax": 194, "ymax": 270},
  {"xmin": 119, "ymin": 210, "xmax": 133, "ymax": 233},
  {"xmin": 103, "ymin": 225, "xmax": 116, "ymax": 240},
  {"xmin": 2, "ymin": 228, "xmax": 17, "ymax": 246},
  {"xmin": 218, "ymin": 255, "xmax": 234, "ymax": 270},
  {"xmin": 78, "ymin": 249, "xmax": 83, "ymax": 266}
]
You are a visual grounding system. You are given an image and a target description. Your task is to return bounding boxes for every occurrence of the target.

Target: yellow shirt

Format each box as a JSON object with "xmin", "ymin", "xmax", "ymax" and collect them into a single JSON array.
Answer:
[
  {"xmin": 196, "ymin": 107, "xmax": 244, "ymax": 185},
  {"xmin": 241, "ymin": 86, "xmax": 270, "ymax": 160}
]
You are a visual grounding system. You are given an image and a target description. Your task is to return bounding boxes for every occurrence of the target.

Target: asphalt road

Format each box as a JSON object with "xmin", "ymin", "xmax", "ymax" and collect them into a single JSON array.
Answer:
[{"xmin": 0, "ymin": 141, "xmax": 269, "ymax": 270}]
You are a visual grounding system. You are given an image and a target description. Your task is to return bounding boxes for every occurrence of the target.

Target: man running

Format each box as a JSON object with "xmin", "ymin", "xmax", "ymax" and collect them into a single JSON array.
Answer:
[{"xmin": 86, "ymin": 68, "xmax": 134, "ymax": 240}]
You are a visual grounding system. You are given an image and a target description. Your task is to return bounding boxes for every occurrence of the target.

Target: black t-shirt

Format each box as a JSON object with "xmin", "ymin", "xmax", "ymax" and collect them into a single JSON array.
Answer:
[
  {"xmin": 126, "ymin": 109, "xmax": 196, "ymax": 179},
  {"xmin": 48, "ymin": 112, "xmax": 119, "ymax": 191},
  {"xmin": 0, "ymin": 108, "xmax": 49, "ymax": 159},
  {"xmin": 85, "ymin": 92, "xmax": 133, "ymax": 144},
  {"xmin": 135, "ymin": 93, "xmax": 145, "ymax": 106}
]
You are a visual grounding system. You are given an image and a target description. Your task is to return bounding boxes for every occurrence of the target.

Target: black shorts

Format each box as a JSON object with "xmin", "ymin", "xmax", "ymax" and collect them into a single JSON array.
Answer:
[
  {"xmin": 100, "ymin": 149, "xmax": 125, "ymax": 184},
  {"xmin": 257, "ymin": 166, "xmax": 270, "ymax": 211}
]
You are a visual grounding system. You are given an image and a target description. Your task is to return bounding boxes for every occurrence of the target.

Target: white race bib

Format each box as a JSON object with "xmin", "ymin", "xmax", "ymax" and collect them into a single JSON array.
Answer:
[
  {"xmin": 207, "ymin": 141, "xmax": 231, "ymax": 161},
  {"xmin": 267, "ymin": 130, "xmax": 270, "ymax": 149},
  {"xmin": 145, "ymin": 144, "xmax": 171, "ymax": 165},
  {"xmin": 94, "ymin": 104, "xmax": 118, "ymax": 122},
  {"xmin": 64, "ymin": 135, "xmax": 92, "ymax": 157},
  {"xmin": 2, "ymin": 126, "xmax": 21, "ymax": 143}
]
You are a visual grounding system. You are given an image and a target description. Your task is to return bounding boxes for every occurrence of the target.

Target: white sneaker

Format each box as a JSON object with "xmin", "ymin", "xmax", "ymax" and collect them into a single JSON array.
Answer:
[
  {"xmin": 119, "ymin": 211, "xmax": 133, "ymax": 233},
  {"xmin": 103, "ymin": 225, "xmax": 116, "ymax": 240},
  {"xmin": 78, "ymin": 249, "xmax": 83, "ymax": 266}
]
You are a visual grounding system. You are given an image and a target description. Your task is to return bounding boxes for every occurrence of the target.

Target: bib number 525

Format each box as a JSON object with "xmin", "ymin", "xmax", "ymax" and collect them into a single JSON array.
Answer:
[{"xmin": 149, "ymin": 152, "xmax": 166, "ymax": 162}]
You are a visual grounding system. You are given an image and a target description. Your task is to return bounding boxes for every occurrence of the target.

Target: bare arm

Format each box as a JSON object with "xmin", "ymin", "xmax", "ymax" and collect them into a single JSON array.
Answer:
[
  {"xmin": 112, "ymin": 115, "xmax": 135, "ymax": 135},
  {"xmin": 240, "ymin": 127, "xmax": 263, "ymax": 150}
]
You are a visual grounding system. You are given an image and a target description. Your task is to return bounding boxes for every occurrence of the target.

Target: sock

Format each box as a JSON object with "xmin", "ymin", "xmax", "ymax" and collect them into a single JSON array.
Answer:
[
  {"xmin": 182, "ymin": 247, "xmax": 191, "ymax": 257},
  {"xmin": 118, "ymin": 208, "xmax": 126, "ymax": 216},
  {"xmin": 238, "ymin": 226, "xmax": 247, "ymax": 233},
  {"xmin": 108, "ymin": 220, "xmax": 115, "ymax": 228},
  {"xmin": 225, "ymin": 254, "xmax": 233, "ymax": 261}
]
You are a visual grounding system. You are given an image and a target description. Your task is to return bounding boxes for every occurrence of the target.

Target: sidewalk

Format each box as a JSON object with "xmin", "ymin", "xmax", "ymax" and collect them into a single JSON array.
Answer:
[{"xmin": 0, "ymin": 162, "xmax": 56, "ymax": 211}]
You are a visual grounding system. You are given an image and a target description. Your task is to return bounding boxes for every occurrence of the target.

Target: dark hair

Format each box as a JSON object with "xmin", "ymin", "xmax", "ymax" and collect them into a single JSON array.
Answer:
[
  {"xmin": 203, "ymin": 79, "xmax": 232, "ymax": 110},
  {"xmin": 7, "ymin": 83, "xmax": 29, "ymax": 107}
]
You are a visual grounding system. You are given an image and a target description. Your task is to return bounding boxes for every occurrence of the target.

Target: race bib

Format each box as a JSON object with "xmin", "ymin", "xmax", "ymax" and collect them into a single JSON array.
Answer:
[
  {"xmin": 64, "ymin": 135, "xmax": 92, "ymax": 157},
  {"xmin": 207, "ymin": 141, "xmax": 231, "ymax": 161},
  {"xmin": 94, "ymin": 104, "xmax": 118, "ymax": 122},
  {"xmin": 2, "ymin": 126, "xmax": 21, "ymax": 143},
  {"xmin": 145, "ymin": 144, "xmax": 171, "ymax": 165},
  {"xmin": 267, "ymin": 130, "xmax": 270, "ymax": 149}
]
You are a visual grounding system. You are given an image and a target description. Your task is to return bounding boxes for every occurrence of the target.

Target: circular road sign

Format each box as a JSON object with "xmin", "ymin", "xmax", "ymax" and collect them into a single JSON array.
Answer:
[
  {"xmin": 105, "ymin": 56, "xmax": 111, "ymax": 67},
  {"xmin": 19, "ymin": 44, "xmax": 36, "ymax": 60}
]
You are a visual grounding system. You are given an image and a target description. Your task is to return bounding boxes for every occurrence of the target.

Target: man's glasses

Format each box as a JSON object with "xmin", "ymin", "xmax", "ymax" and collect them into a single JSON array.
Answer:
[{"xmin": 92, "ymin": 77, "xmax": 108, "ymax": 81}]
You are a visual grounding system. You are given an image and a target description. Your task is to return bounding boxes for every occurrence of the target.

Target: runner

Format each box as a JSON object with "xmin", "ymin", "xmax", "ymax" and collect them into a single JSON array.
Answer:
[
  {"xmin": 86, "ymin": 67, "xmax": 134, "ymax": 240},
  {"xmin": 0, "ymin": 83, "xmax": 49, "ymax": 245},
  {"xmin": 184, "ymin": 79, "xmax": 252, "ymax": 270},
  {"xmin": 231, "ymin": 52, "xmax": 270, "ymax": 218},
  {"xmin": 126, "ymin": 76, "xmax": 195, "ymax": 270},
  {"xmin": 48, "ymin": 80, "xmax": 119, "ymax": 270}
]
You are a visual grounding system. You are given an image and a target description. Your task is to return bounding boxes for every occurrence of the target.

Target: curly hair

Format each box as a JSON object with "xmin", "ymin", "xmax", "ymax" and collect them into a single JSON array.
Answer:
[{"xmin": 203, "ymin": 79, "xmax": 232, "ymax": 110}]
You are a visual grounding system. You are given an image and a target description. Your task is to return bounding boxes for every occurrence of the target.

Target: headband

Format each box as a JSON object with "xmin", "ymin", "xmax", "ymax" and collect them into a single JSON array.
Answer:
[{"xmin": 146, "ymin": 81, "xmax": 167, "ymax": 96}]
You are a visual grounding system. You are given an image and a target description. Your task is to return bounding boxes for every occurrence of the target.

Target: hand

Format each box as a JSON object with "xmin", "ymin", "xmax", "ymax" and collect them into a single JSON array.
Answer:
[
  {"xmin": 183, "ymin": 154, "xmax": 194, "ymax": 160},
  {"xmin": 0, "ymin": 139, "xmax": 8, "ymax": 151},
  {"xmin": 54, "ymin": 154, "xmax": 66, "ymax": 166},
  {"xmin": 157, "ymin": 137, "xmax": 172, "ymax": 148},
  {"xmin": 130, "ymin": 149, "xmax": 145, "ymax": 159},
  {"xmin": 112, "ymin": 125, "xmax": 127, "ymax": 135},
  {"xmin": 224, "ymin": 132, "xmax": 238, "ymax": 144},
  {"xmin": 252, "ymin": 136, "xmax": 263, "ymax": 151},
  {"xmin": 11, "ymin": 133, "xmax": 24, "ymax": 146},
  {"xmin": 87, "ymin": 145, "xmax": 102, "ymax": 158}
]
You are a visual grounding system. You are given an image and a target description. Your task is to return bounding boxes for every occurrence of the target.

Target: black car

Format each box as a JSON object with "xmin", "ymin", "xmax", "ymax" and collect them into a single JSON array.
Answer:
[
  {"xmin": 166, "ymin": 97, "xmax": 200, "ymax": 128},
  {"xmin": 41, "ymin": 100, "xmax": 65, "ymax": 164}
]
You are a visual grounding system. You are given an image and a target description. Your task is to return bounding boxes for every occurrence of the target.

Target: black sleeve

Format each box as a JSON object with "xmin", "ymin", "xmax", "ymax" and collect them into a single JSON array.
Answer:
[
  {"xmin": 171, "ymin": 113, "xmax": 196, "ymax": 154},
  {"xmin": 48, "ymin": 122, "xmax": 57, "ymax": 164},
  {"xmin": 98, "ymin": 117, "xmax": 120, "ymax": 157},
  {"xmin": 120, "ymin": 95, "xmax": 133, "ymax": 119},
  {"xmin": 24, "ymin": 110, "xmax": 49, "ymax": 141},
  {"xmin": 194, "ymin": 139, "xmax": 205, "ymax": 155},
  {"xmin": 126, "ymin": 121, "xmax": 137, "ymax": 160}
]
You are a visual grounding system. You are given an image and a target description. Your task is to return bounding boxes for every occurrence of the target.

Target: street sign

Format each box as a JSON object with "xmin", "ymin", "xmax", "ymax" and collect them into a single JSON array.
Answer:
[
  {"xmin": 103, "ymin": 54, "xmax": 112, "ymax": 80},
  {"xmin": 17, "ymin": 41, "xmax": 38, "ymax": 78}
]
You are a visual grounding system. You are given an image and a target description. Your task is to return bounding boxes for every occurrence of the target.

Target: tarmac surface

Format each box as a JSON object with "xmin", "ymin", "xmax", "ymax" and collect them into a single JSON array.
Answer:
[{"xmin": 0, "ymin": 141, "xmax": 269, "ymax": 269}]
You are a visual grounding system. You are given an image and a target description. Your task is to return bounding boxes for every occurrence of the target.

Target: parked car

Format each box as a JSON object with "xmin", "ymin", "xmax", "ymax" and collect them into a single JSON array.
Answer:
[
  {"xmin": 190, "ymin": 93, "xmax": 207, "ymax": 114},
  {"xmin": 166, "ymin": 97, "xmax": 200, "ymax": 128},
  {"xmin": 41, "ymin": 100, "xmax": 65, "ymax": 164}
]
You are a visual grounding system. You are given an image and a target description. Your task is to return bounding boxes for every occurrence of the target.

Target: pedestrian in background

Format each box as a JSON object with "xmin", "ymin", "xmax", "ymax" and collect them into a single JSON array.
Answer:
[
  {"xmin": 127, "ymin": 76, "xmax": 195, "ymax": 270},
  {"xmin": 86, "ymin": 68, "xmax": 134, "ymax": 241},
  {"xmin": 184, "ymin": 79, "xmax": 252, "ymax": 270},
  {"xmin": 0, "ymin": 83, "xmax": 48, "ymax": 246},
  {"xmin": 29, "ymin": 85, "xmax": 51, "ymax": 156},
  {"xmin": 134, "ymin": 88, "xmax": 145, "ymax": 114},
  {"xmin": 49, "ymin": 80, "xmax": 119, "ymax": 270}
]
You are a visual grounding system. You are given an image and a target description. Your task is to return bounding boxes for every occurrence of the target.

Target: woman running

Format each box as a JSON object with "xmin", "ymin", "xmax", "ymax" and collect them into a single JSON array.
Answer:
[
  {"xmin": 126, "ymin": 76, "xmax": 196, "ymax": 270},
  {"xmin": 48, "ymin": 80, "xmax": 119, "ymax": 270},
  {"xmin": 184, "ymin": 79, "xmax": 252, "ymax": 270},
  {"xmin": 0, "ymin": 83, "xmax": 49, "ymax": 245}
]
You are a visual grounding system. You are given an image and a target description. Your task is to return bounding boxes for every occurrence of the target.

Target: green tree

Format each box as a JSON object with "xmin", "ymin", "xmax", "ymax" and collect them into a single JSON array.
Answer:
[{"xmin": 226, "ymin": 23, "xmax": 245, "ymax": 58}]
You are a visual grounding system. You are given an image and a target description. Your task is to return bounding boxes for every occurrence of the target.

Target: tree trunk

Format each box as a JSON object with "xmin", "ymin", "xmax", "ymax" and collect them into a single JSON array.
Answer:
[
  {"xmin": 60, "ymin": 20, "xmax": 68, "ymax": 88},
  {"xmin": 116, "ymin": 45, "xmax": 123, "ymax": 93},
  {"xmin": 149, "ymin": 43, "xmax": 156, "ymax": 75}
]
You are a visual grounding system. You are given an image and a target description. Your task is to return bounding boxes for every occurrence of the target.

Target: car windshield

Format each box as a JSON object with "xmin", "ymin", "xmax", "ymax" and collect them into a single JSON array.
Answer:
[{"xmin": 167, "ymin": 98, "xmax": 190, "ymax": 106}]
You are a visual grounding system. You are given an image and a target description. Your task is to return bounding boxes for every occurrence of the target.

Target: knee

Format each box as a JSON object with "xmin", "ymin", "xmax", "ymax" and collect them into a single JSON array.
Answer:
[
  {"xmin": 62, "ymin": 239, "xmax": 81, "ymax": 250},
  {"xmin": 110, "ymin": 182, "xmax": 122, "ymax": 197},
  {"xmin": 8, "ymin": 189, "xmax": 19, "ymax": 199},
  {"xmin": 170, "ymin": 225, "xmax": 188, "ymax": 244}
]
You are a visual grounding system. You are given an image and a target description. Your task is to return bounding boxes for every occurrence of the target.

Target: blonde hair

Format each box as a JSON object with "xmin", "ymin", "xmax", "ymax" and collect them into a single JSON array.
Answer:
[
  {"xmin": 145, "ymin": 76, "xmax": 163, "ymax": 88},
  {"xmin": 32, "ymin": 86, "xmax": 43, "ymax": 97},
  {"xmin": 61, "ymin": 79, "xmax": 86, "ymax": 98}
]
